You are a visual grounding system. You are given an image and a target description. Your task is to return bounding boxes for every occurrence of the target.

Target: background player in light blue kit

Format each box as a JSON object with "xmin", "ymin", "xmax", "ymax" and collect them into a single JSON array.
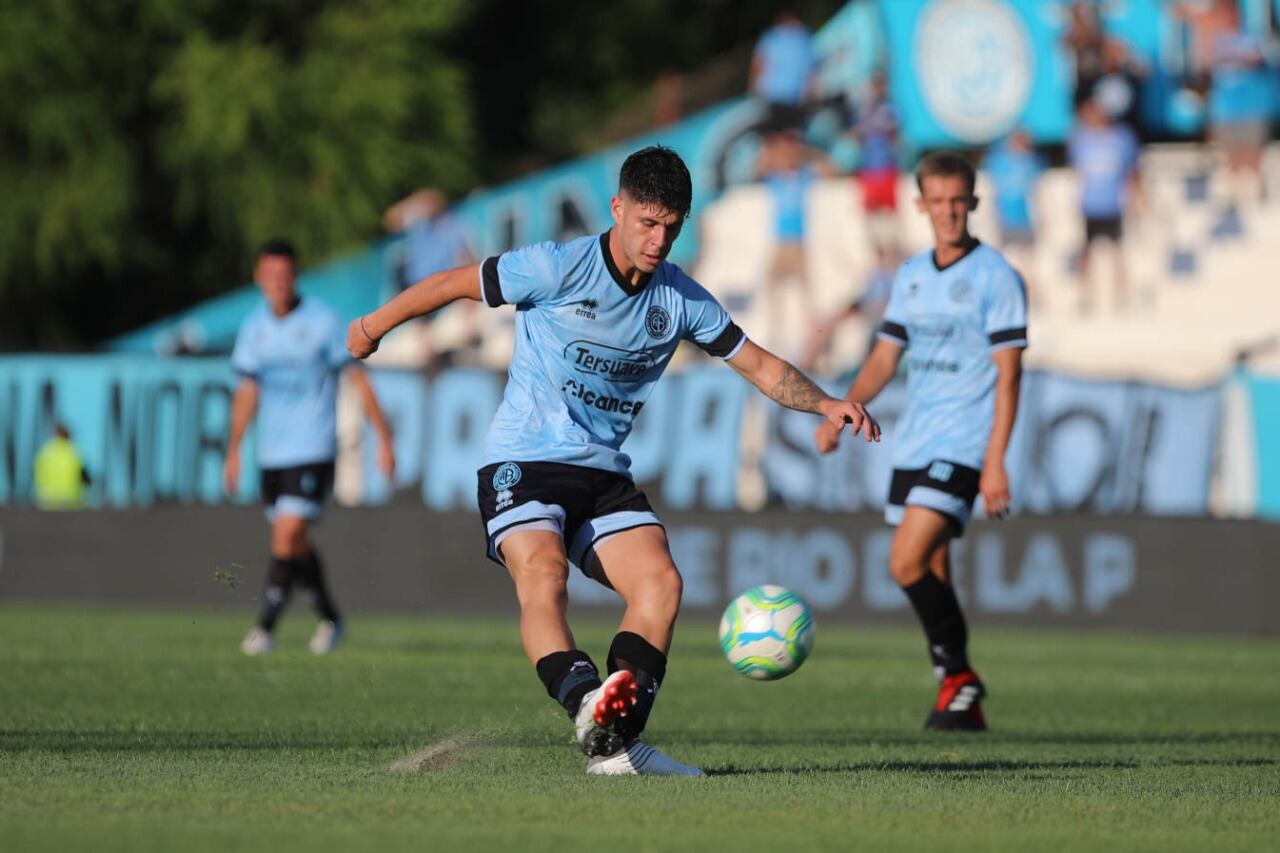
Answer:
[
  {"xmin": 817, "ymin": 153, "xmax": 1027, "ymax": 731},
  {"xmin": 225, "ymin": 240, "xmax": 396, "ymax": 657},
  {"xmin": 347, "ymin": 147, "xmax": 879, "ymax": 775}
]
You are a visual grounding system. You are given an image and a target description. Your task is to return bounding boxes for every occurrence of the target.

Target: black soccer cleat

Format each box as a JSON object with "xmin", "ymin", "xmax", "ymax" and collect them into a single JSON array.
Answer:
[{"xmin": 924, "ymin": 669, "xmax": 987, "ymax": 731}]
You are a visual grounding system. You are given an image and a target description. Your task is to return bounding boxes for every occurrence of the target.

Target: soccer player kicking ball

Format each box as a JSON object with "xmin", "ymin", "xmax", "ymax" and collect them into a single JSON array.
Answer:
[
  {"xmin": 349, "ymin": 147, "xmax": 879, "ymax": 775},
  {"xmin": 816, "ymin": 153, "xmax": 1027, "ymax": 731},
  {"xmin": 225, "ymin": 240, "xmax": 396, "ymax": 656}
]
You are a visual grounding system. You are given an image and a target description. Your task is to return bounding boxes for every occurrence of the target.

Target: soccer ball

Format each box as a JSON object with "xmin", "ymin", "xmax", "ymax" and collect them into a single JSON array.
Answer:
[{"xmin": 718, "ymin": 585, "xmax": 816, "ymax": 680}]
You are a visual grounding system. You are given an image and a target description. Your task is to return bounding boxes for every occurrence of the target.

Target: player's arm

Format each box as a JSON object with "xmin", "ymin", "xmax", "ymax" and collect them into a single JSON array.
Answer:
[
  {"xmin": 980, "ymin": 347, "xmax": 1023, "ymax": 520},
  {"xmin": 348, "ymin": 263, "xmax": 482, "ymax": 358},
  {"xmin": 814, "ymin": 338, "xmax": 902, "ymax": 454},
  {"xmin": 345, "ymin": 366, "xmax": 396, "ymax": 478},
  {"xmin": 727, "ymin": 339, "xmax": 880, "ymax": 442},
  {"xmin": 223, "ymin": 377, "xmax": 259, "ymax": 496}
]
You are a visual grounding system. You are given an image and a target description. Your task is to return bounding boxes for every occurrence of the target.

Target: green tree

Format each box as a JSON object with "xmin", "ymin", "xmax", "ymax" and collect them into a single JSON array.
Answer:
[{"xmin": 0, "ymin": 0, "xmax": 473, "ymax": 349}]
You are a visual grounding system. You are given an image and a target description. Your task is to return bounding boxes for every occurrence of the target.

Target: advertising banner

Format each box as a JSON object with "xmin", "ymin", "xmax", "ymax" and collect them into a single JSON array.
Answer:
[
  {"xmin": 0, "ymin": 358, "xmax": 1228, "ymax": 517},
  {"xmin": 0, "ymin": 507, "xmax": 1274, "ymax": 635}
]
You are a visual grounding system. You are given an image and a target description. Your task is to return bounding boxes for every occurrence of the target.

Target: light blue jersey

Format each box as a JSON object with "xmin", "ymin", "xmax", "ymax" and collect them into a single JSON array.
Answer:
[
  {"xmin": 230, "ymin": 298, "xmax": 352, "ymax": 469},
  {"xmin": 877, "ymin": 242, "xmax": 1027, "ymax": 471},
  {"xmin": 480, "ymin": 232, "xmax": 745, "ymax": 476}
]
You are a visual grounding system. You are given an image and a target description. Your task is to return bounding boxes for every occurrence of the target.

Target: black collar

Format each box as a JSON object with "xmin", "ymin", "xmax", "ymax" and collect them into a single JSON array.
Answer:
[
  {"xmin": 932, "ymin": 237, "xmax": 981, "ymax": 272},
  {"xmin": 599, "ymin": 230, "xmax": 652, "ymax": 297}
]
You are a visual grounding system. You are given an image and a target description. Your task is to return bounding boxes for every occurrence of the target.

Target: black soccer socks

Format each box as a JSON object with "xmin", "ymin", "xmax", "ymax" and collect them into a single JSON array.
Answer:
[
  {"xmin": 536, "ymin": 650, "xmax": 603, "ymax": 718},
  {"xmin": 607, "ymin": 631, "xmax": 667, "ymax": 740},
  {"xmin": 256, "ymin": 556, "xmax": 297, "ymax": 631},
  {"xmin": 902, "ymin": 571, "xmax": 971, "ymax": 676},
  {"xmin": 297, "ymin": 549, "xmax": 341, "ymax": 625}
]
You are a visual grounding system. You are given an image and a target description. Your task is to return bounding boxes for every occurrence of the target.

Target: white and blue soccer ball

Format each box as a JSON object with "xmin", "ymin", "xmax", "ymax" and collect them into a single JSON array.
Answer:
[{"xmin": 718, "ymin": 585, "xmax": 816, "ymax": 680}]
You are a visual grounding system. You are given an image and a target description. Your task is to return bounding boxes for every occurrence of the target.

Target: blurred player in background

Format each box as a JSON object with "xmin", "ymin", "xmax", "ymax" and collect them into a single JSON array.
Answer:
[
  {"xmin": 816, "ymin": 153, "xmax": 1027, "ymax": 731},
  {"xmin": 348, "ymin": 146, "xmax": 879, "ymax": 775},
  {"xmin": 225, "ymin": 239, "xmax": 396, "ymax": 656}
]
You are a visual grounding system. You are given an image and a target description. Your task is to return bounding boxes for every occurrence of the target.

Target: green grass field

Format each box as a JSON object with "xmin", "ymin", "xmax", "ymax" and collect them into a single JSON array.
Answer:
[{"xmin": 1, "ymin": 606, "xmax": 1276, "ymax": 852}]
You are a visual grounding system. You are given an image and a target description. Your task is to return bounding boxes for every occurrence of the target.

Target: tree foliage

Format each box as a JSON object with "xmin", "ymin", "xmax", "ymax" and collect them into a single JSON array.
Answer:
[{"xmin": 0, "ymin": 0, "xmax": 472, "ymax": 349}]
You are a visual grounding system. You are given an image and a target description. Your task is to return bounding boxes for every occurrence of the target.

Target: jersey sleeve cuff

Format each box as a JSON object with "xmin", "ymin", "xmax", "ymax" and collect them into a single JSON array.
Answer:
[
  {"xmin": 698, "ymin": 321, "xmax": 745, "ymax": 359},
  {"xmin": 877, "ymin": 320, "xmax": 909, "ymax": 346},
  {"xmin": 988, "ymin": 327, "xmax": 1028, "ymax": 350},
  {"xmin": 481, "ymin": 256, "xmax": 505, "ymax": 307}
]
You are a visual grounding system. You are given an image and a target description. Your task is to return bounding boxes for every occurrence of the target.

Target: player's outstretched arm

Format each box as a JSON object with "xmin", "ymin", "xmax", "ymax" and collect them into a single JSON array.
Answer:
[
  {"xmin": 727, "ymin": 339, "xmax": 880, "ymax": 442},
  {"xmin": 223, "ymin": 377, "xmax": 259, "ymax": 496},
  {"xmin": 345, "ymin": 366, "xmax": 396, "ymax": 478},
  {"xmin": 347, "ymin": 263, "xmax": 482, "ymax": 358},
  {"xmin": 814, "ymin": 339, "xmax": 902, "ymax": 454}
]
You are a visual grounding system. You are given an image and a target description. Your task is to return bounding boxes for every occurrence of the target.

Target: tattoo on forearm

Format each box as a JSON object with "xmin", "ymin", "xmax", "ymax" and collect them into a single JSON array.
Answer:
[{"xmin": 768, "ymin": 364, "xmax": 829, "ymax": 413}]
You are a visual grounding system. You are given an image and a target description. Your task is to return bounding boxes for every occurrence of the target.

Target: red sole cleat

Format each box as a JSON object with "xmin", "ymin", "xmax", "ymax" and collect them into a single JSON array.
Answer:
[{"xmin": 592, "ymin": 671, "xmax": 638, "ymax": 726}]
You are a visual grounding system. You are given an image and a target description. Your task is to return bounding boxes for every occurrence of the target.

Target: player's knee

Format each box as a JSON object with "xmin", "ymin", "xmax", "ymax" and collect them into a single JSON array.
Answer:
[
  {"xmin": 888, "ymin": 550, "xmax": 927, "ymax": 587},
  {"xmin": 512, "ymin": 551, "xmax": 569, "ymax": 607}
]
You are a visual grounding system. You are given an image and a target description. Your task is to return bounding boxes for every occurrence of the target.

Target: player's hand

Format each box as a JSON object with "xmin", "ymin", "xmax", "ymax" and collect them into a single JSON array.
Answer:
[
  {"xmin": 819, "ymin": 399, "xmax": 881, "ymax": 443},
  {"xmin": 814, "ymin": 420, "xmax": 841, "ymax": 455},
  {"xmin": 347, "ymin": 315, "xmax": 381, "ymax": 359},
  {"xmin": 980, "ymin": 461, "xmax": 1011, "ymax": 520},
  {"xmin": 222, "ymin": 451, "xmax": 240, "ymax": 497},
  {"xmin": 377, "ymin": 436, "xmax": 396, "ymax": 479}
]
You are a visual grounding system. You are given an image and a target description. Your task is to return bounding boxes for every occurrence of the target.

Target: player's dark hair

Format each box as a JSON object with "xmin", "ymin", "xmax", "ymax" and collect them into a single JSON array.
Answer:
[
  {"xmin": 916, "ymin": 152, "xmax": 976, "ymax": 194},
  {"xmin": 257, "ymin": 238, "xmax": 298, "ymax": 265},
  {"xmin": 618, "ymin": 146, "xmax": 693, "ymax": 220}
]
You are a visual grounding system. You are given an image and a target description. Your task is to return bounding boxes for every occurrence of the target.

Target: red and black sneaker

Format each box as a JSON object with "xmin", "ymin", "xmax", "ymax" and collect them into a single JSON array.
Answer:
[{"xmin": 924, "ymin": 669, "xmax": 987, "ymax": 731}]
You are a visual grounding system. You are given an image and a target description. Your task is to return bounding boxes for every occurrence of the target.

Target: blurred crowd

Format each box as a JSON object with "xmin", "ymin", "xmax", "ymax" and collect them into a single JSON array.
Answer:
[
  {"xmin": 744, "ymin": 1, "xmax": 1277, "ymax": 371},
  {"xmin": 380, "ymin": 2, "xmax": 1276, "ymax": 374}
]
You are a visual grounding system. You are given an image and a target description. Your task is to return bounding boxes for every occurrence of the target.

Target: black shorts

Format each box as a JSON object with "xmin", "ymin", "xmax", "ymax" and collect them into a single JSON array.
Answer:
[
  {"xmin": 1084, "ymin": 216, "xmax": 1123, "ymax": 244},
  {"xmin": 260, "ymin": 461, "xmax": 334, "ymax": 521},
  {"xmin": 885, "ymin": 461, "xmax": 981, "ymax": 536},
  {"xmin": 476, "ymin": 461, "xmax": 662, "ymax": 578}
]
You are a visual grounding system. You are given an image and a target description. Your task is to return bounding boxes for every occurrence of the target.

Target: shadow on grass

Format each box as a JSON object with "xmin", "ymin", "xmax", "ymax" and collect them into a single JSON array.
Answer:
[
  {"xmin": 704, "ymin": 756, "xmax": 1277, "ymax": 777},
  {"xmin": 0, "ymin": 729, "xmax": 423, "ymax": 753},
  {"xmin": 672, "ymin": 728, "xmax": 1280, "ymax": 749}
]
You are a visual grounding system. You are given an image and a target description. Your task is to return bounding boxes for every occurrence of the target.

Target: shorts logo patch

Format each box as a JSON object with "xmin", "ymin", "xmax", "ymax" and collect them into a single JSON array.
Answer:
[
  {"xmin": 495, "ymin": 489, "xmax": 514, "ymax": 511},
  {"xmin": 645, "ymin": 305, "xmax": 671, "ymax": 339},
  {"xmin": 300, "ymin": 472, "xmax": 317, "ymax": 495},
  {"xmin": 928, "ymin": 461, "xmax": 955, "ymax": 483},
  {"xmin": 492, "ymin": 462, "xmax": 522, "ymax": 490}
]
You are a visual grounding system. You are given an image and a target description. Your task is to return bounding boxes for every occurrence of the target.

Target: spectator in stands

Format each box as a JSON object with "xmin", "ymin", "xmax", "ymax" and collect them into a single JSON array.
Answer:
[
  {"xmin": 751, "ymin": 10, "xmax": 816, "ymax": 143},
  {"xmin": 1207, "ymin": 29, "xmax": 1275, "ymax": 205},
  {"xmin": 801, "ymin": 243, "xmax": 899, "ymax": 373},
  {"xmin": 383, "ymin": 188, "xmax": 477, "ymax": 367},
  {"xmin": 1064, "ymin": 1, "xmax": 1107, "ymax": 106},
  {"xmin": 1174, "ymin": 0, "xmax": 1243, "ymax": 92},
  {"xmin": 852, "ymin": 69, "xmax": 901, "ymax": 255},
  {"xmin": 1069, "ymin": 98, "xmax": 1141, "ymax": 313},
  {"xmin": 34, "ymin": 423, "xmax": 90, "ymax": 510},
  {"xmin": 1090, "ymin": 40, "xmax": 1148, "ymax": 137},
  {"xmin": 384, "ymin": 188, "xmax": 473, "ymax": 289},
  {"xmin": 983, "ymin": 130, "xmax": 1045, "ymax": 305},
  {"xmin": 759, "ymin": 130, "xmax": 834, "ymax": 351}
]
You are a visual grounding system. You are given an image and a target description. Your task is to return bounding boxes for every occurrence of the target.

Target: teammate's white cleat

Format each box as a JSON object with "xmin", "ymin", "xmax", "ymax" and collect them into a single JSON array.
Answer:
[
  {"xmin": 585, "ymin": 741, "xmax": 705, "ymax": 776},
  {"xmin": 574, "ymin": 670, "xmax": 637, "ymax": 757},
  {"xmin": 309, "ymin": 620, "xmax": 344, "ymax": 655},
  {"xmin": 240, "ymin": 627, "xmax": 274, "ymax": 656}
]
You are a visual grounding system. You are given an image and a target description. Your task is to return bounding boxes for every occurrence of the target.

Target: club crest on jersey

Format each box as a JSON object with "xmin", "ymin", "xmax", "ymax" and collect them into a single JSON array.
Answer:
[
  {"xmin": 950, "ymin": 280, "xmax": 971, "ymax": 302},
  {"xmin": 492, "ymin": 462, "xmax": 521, "ymax": 491},
  {"xmin": 645, "ymin": 305, "xmax": 671, "ymax": 339}
]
